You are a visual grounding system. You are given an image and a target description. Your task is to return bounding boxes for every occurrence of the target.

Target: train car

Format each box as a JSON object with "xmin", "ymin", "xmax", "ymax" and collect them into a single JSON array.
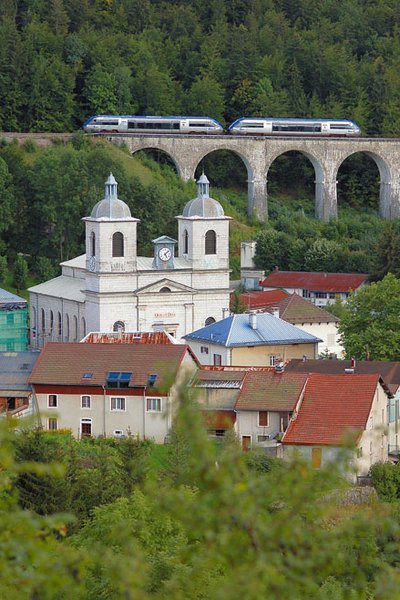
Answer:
[
  {"xmin": 83, "ymin": 115, "xmax": 224, "ymax": 134},
  {"xmin": 228, "ymin": 118, "xmax": 361, "ymax": 136}
]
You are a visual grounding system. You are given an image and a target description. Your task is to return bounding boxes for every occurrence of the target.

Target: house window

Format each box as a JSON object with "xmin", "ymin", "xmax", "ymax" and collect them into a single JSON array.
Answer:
[
  {"xmin": 200, "ymin": 346, "xmax": 209, "ymax": 354},
  {"xmin": 48, "ymin": 417, "xmax": 58, "ymax": 431},
  {"xmin": 147, "ymin": 398, "xmax": 162, "ymax": 412},
  {"xmin": 111, "ymin": 397, "xmax": 126, "ymax": 411},
  {"xmin": 7, "ymin": 313, "xmax": 14, "ymax": 325},
  {"xmin": 315, "ymin": 292, "xmax": 327, "ymax": 299},
  {"xmin": 205, "ymin": 230, "xmax": 216, "ymax": 255},
  {"xmin": 258, "ymin": 411, "xmax": 269, "ymax": 427},
  {"xmin": 356, "ymin": 447, "xmax": 363, "ymax": 458},
  {"xmin": 257, "ymin": 435, "xmax": 269, "ymax": 443},
  {"xmin": 81, "ymin": 419, "xmax": 92, "ymax": 437},
  {"xmin": 81, "ymin": 395, "xmax": 91, "ymax": 409},
  {"xmin": 213, "ymin": 354, "xmax": 222, "ymax": 366},
  {"xmin": 312, "ymin": 447, "xmax": 322, "ymax": 469},
  {"xmin": 114, "ymin": 430, "xmax": 124, "ymax": 437},
  {"xmin": 183, "ymin": 229, "xmax": 188, "ymax": 254},
  {"xmin": 269, "ymin": 355, "xmax": 276, "ymax": 366},
  {"xmin": 160, "ymin": 287, "xmax": 171, "ymax": 293},
  {"xmin": 112, "ymin": 232, "xmax": 124, "ymax": 257},
  {"xmin": 48, "ymin": 394, "xmax": 57, "ymax": 408}
]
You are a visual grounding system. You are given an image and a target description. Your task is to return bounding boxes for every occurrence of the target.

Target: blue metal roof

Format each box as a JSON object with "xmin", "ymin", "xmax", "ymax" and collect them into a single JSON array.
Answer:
[
  {"xmin": 0, "ymin": 288, "xmax": 27, "ymax": 307},
  {"xmin": 184, "ymin": 313, "xmax": 322, "ymax": 347},
  {"xmin": 0, "ymin": 351, "xmax": 39, "ymax": 390}
]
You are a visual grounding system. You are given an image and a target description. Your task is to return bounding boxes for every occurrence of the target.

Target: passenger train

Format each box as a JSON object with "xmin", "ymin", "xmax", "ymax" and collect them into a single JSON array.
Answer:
[{"xmin": 83, "ymin": 115, "xmax": 361, "ymax": 137}]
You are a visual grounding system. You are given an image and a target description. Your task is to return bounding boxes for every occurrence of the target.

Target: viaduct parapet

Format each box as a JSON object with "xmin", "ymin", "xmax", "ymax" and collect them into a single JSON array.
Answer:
[{"xmin": 108, "ymin": 134, "xmax": 400, "ymax": 221}]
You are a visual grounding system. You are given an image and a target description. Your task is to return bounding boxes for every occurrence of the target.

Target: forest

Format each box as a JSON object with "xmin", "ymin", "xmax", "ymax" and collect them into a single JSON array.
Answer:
[{"xmin": 4, "ymin": 391, "xmax": 400, "ymax": 600}]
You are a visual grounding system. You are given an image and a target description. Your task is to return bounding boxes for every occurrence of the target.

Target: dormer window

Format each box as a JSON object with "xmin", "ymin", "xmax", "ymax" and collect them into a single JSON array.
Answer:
[{"xmin": 106, "ymin": 371, "xmax": 132, "ymax": 388}]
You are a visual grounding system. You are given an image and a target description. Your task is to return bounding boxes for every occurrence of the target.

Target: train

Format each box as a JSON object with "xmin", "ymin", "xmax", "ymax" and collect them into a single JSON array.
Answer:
[{"xmin": 83, "ymin": 115, "xmax": 361, "ymax": 137}]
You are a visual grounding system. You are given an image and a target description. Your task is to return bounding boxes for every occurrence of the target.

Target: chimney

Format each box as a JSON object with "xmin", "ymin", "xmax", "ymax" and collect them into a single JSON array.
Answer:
[
  {"xmin": 272, "ymin": 306, "xmax": 279, "ymax": 319},
  {"xmin": 223, "ymin": 307, "xmax": 230, "ymax": 319},
  {"xmin": 249, "ymin": 312, "xmax": 257, "ymax": 330}
]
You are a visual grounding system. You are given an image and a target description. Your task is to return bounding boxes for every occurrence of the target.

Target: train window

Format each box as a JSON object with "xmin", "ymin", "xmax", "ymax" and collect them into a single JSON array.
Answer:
[
  {"xmin": 330, "ymin": 124, "xmax": 347, "ymax": 129},
  {"xmin": 103, "ymin": 120, "xmax": 119, "ymax": 125},
  {"xmin": 244, "ymin": 123, "xmax": 261, "ymax": 128},
  {"xmin": 160, "ymin": 122, "xmax": 173, "ymax": 129},
  {"xmin": 127, "ymin": 121, "xmax": 136, "ymax": 129},
  {"xmin": 272, "ymin": 125, "xmax": 281, "ymax": 131},
  {"xmin": 173, "ymin": 123, "xmax": 180, "ymax": 129},
  {"xmin": 136, "ymin": 122, "xmax": 147, "ymax": 129}
]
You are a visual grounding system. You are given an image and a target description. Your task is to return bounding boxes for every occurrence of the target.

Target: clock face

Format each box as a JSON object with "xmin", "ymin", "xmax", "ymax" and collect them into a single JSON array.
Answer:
[
  {"xmin": 158, "ymin": 247, "xmax": 172, "ymax": 261},
  {"xmin": 88, "ymin": 256, "xmax": 96, "ymax": 272}
]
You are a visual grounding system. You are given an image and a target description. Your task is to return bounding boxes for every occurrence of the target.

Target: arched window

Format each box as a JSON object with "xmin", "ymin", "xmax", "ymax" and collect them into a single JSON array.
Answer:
[
  {"xmin": 41, "ymin": 309, "xmax": 45, "ymax": 333},
  {"xmin": 73, "ymin": 316, "xmax": 78, "ymax": 341},
  {"xmin": 57, "ymin": 312, "xmax": 62, "ymax": 337},
  {"xmin": 183, "ymin": 229, "xmax": 189, "ymax": 254},
  {"xmin": 81, "ymin": 317, "xmax": 86, "ymax": 338},
  {"xmin": 91, "ymin": 231, "xmax": 96, "ymax": 256},
  {"xmin": 65, "ymin": 314, "xmax": 70, "ymax": 339},
  {"xmin": 113, "ymin": 321, "xmax": 125, "ymax": 332},
  {"xmin": 205, "ymin": 317, "xmax": 216, "ymax": 326},
  {"xmin": 112, "ymin": 232, "xmax": 124, "ymax": 257},
  {"xmin": 205, "ymin": 230, "xmax": 216, "ymax": 255},
  {"xmin": 50, "ymin": 310, "xmax": 54, "ymax": 333},
  {"xmin": 160, "ymin": 287, "xmax": 171, "ymax": 293},
  {"xmin": 32, "ymin": 307, "xmax": 36, "ymax": 329}
]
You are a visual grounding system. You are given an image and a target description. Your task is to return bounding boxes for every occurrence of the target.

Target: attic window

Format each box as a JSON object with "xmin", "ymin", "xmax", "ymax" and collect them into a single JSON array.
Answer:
[
  {"xmin": 107, "ymin": 371, "xmax": 132, "ymax": 388},
  {"xmin": 148, "ymin": 374, "xmax": 157, "ymax": 387},
  {"xmin": 82, "ymin": 373, "xmax": 93, "ymax": 379},
  {"xmin": 20, "ymin": 363, "xmax": 30, "ymax": 370}
]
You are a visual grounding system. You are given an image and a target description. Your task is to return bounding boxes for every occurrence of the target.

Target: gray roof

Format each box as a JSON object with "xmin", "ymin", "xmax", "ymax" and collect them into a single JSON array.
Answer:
[
  {"xmin": 89, "ymin": 173, "xmax": 134, "ymax": 220},
  {"xmin": 0, "ymin": 288, "xmax": 27, "ymax": 308},
  {"xmin": 185, "ymin": 312, "xmax": 322, "ymax": 347},
  {"xmin": 0, "ymin": 351, "xmax": 39, "ymax": 391},
  {"xmin": 182, "ymin": 196, "xmax": 225, "ymax": 218},
  {"xmin": 28, "ymin": 275, "xmax": 85, "ymax": 302}
]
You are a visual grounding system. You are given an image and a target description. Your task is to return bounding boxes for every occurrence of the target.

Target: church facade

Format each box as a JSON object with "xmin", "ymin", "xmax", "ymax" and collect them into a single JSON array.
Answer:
[{"xmin": 29, "ymin": 174, "xmax": 231, "ymax": 348}]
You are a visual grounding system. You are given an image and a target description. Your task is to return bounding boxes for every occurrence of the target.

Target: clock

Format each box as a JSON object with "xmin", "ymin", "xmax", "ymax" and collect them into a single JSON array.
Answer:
[
  {"xmin": 88, "ymin": 256, "xmax": 96, "ymax": 272},
  {"xmin": 158, "ymin": 247, "xmax": 172, "ymax": 261}
]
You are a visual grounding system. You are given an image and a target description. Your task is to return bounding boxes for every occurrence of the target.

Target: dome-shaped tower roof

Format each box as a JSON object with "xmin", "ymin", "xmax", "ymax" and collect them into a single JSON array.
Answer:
[
  {"xmin": 182, "ymin": 173, "xmax": 225, "ymax": 218},
  {"xmin": 90, "ymin": 173, "xmax": 132, "ymax": 219}
]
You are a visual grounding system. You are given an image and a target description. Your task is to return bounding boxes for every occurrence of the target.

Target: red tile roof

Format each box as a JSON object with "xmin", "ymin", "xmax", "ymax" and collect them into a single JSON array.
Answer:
[
  {"xmin": 29, "ymin": 342, "xmax": 197, "ymax": 389},
  {"xmin": 282, "ymin": 373, "xmax": 382, "ymax": 446},
  {"xmin": 82, "ymin": 331, "xmax": 174, "ymax": 344},
  {"xmin": 235, "ymin": 370, "xmax": 308, "ymax": 411},
  {"xmin": 231, "ymin": 289, "xmax": 288, "ymax": 310},
  {"xmin": 261, "ymin": 271, "xmax": 368, "ymax": 293}
]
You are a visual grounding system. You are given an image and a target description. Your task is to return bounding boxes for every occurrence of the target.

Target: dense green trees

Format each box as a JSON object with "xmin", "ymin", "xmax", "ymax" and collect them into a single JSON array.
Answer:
[{"xmin": 2, "ymin": 1, "xmax": 400, "ymax": 134}]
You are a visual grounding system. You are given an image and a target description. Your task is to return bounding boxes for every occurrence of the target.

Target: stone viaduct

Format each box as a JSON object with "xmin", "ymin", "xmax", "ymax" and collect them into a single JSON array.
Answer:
[{"xmin": 107, "ymin": 133, "xmax": 400, "ymax": 221}]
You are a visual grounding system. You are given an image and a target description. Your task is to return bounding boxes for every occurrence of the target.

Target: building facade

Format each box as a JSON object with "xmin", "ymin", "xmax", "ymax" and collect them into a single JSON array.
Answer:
[{"xmin": 29, "ymin": 174, "xmax": 231, "ymax": 347}]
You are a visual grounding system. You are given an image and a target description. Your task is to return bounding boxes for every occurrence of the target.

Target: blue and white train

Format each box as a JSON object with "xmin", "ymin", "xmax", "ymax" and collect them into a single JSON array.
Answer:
[
  {"xmin": 228, "ymin": 117, "xmax": 361, "ymax": 136},
  {"xmin": 83, "ymin": 115, "xmax": 361, "ymax": 137},
  {"xmin": 82, "ymin": 115, "xmax": 223, "ymax": 134}
]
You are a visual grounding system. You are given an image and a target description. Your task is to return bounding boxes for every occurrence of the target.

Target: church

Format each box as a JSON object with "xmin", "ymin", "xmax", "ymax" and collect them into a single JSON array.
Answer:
[{"xmin": 29, "ymin": 173, "xmax": 231, "ymax": 347}]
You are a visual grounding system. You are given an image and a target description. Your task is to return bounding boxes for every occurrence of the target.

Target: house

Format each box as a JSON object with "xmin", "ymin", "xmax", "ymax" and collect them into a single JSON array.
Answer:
[
  {"xmin": 282, "ymin": 373, "xmax": 389, "ymax": 481},
  {"xmin": 287, "ymin": 358, "xmax": 400, "ymax": 455},
  {"xmin": 233, "ymin": 290, "xmax": 342, "ymax": 357},
  {"xmin": 28, "ymin": 342, "xmax": 199, "ymax": 441},
  {"xmin": 240, "ymin": 241, "xmax": 265, "ymax": 290},
  {"xmin": 234, "ymin": 369, "xmax": 308, "ymax": 452},
  {"xmin": 260, "ymin": 270, "xmax": 368, "ymax": 307},
  {"xmin": 29, "ymin": 173, "xmax": 231, "ymax": 346},
  {"xmin": 0, "ymin": 289, "xmax": 28, "ymax": 351},
  {"xmin": 0, "ymin": 351, "xmax": 39, "ymax": 418},
  {"xmin": 184, "ymin": 312, "xmax": 321, "ymax": 367}
]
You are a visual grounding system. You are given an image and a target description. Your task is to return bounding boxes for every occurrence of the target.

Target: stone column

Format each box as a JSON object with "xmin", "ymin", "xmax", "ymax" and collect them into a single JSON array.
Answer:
[
  {"xmin": 247, "ymin": 176, "xmax": 267, "ymax": 221},
  {"xmin": 379, "ymin": 180, "xmax": 392, "ymax": 218},
  {"xmin": 389, "ymin": 177, "xmax": 400, "ymax": 219},
  {"xmin": 315, "ymin": 179, "xmax": 337, "ymax": 221}
]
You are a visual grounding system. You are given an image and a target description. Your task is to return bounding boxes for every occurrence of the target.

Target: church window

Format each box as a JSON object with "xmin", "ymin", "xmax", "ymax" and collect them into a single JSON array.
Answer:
[
  {"xmin": 160, "ymin": 287, "xmax": 171, "ymax": 293},
  {"xmin": 73, "ymin": 316, "xmax": 78, "ymax": 341},
  {"xmin": 183, "ymin": 229, "xmax": 189, "ymax": 254},
  {"xmin": 205, "ymin": 317, "xmax": 216, "ymax": 326},
  {"xmin": 41, "ymin": 309, "xmax": 45, "ymax": 333},
  {"xmin": 32, "ymin": 307, "xmax": 36, "ymax": 329},
  {"xmin": 113, "ymin": 321, "xmax": 125, "ymax": 332},
  {"xmin": 81, "ymin": 317, "xmax": 86, "ymax": 338},
  {"xmin": 112, "ymin": 232, "xmax": 124, "ymax": 257},
  {"xmin": 57, "ymin": 312, "xmax": 62, "ymax": 337},
  {"xmin": 50, "ymin": 311, "xmax": 54, "ymax": 334},
  {"xmin": 205, "ymin": 230, "xmax": 216, "ymax": 255},
  {"xmin": 91, "ymin": 231, "xmax": 96, "ymax": 256},
  {"xmin": 65, "ymin": 314, "xmax": 70, "ymax": 339}
]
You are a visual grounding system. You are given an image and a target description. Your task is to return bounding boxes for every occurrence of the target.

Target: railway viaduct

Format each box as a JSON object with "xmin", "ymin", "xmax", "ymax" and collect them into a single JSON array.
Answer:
[
  {"xmin": 106, "ymin": 134, "xmax": 400, "ymax": 221},
  {"xmin": 3, "ymin": 131, "xmax": 400, "ymax": 221}
]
